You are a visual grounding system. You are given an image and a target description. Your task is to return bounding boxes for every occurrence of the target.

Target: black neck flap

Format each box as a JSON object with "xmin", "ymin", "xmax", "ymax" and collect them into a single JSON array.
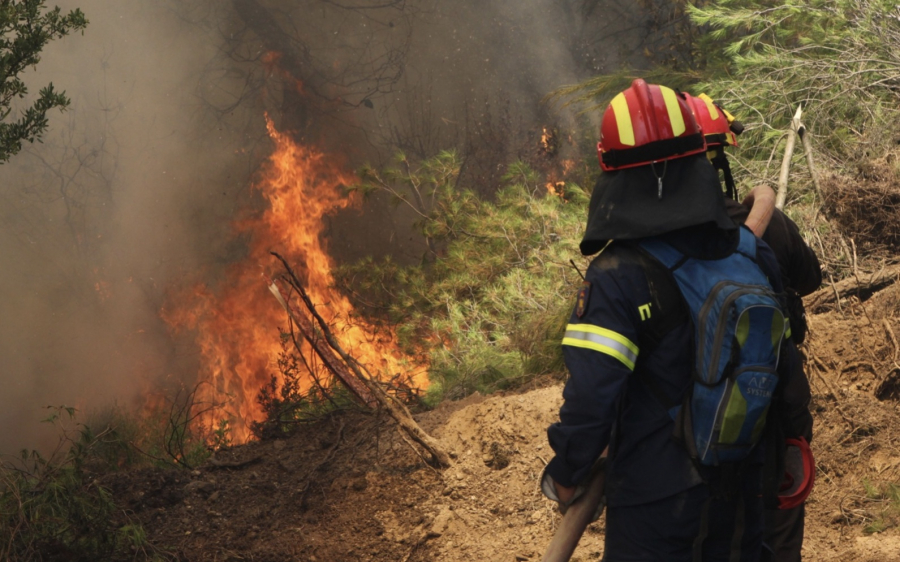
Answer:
[{"xmin": 580, "ymin": 154, "xmax": 737, "ymax": 256}]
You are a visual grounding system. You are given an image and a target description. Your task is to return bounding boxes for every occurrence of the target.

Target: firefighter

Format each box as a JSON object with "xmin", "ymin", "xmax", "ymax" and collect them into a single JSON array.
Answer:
[
  {"xmin": 542, "ymin": 78, "xmax": 792, "ymax": 561},
  {"xmin": 684, "ymin": 92, "xmax": 821, "ymax": 562}
]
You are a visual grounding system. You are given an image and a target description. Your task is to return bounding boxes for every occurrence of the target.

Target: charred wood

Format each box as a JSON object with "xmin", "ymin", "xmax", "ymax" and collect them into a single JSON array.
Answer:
[{"xmin": 269, "ymin": 252, "xmax": 452, "ymax": 468}]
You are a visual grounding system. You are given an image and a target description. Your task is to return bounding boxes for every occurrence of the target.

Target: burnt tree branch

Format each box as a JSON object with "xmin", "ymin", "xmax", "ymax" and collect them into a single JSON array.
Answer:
[
  {"xmin": 232, "ymin": 0, "xmax": 315, "ymax": 85},
  {"xmin": 268, "ymin": 252, "xmax": 451, "ymax": 468}
]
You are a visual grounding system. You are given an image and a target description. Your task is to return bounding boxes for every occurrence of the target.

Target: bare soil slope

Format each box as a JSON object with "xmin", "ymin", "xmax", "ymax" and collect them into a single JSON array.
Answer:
[{"xmin": 109, "ymin": 289, "xmax": 900, "ymax": 561}]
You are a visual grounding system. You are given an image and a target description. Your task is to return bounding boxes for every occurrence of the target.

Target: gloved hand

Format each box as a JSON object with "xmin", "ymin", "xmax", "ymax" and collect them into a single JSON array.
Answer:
[{"xmin": 540, "ymin": 461, "xmax": 607, "ymax": 521}]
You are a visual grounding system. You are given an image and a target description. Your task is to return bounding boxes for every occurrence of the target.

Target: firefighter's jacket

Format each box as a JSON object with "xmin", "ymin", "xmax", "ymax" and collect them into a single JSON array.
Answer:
[{"xmin": 545, "ymin": 224, "xmax": 786, "ymax": 508}]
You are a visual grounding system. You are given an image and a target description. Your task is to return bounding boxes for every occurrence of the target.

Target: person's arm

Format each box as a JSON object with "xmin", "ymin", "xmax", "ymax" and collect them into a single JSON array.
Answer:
[
  {"xmin": 545, "ymin": 253, "xmax": 642, "ymax": 489},
  {"xmin": 763, "ymin": 211, "xmax": 822, "ymax": 296},
  {"xmin": 725, "ymin": 189, "xmax": 822, "ymax": 296},
  {"xmin": 742, "ymin": 184, "xmax": 776, "ymax": 237}
]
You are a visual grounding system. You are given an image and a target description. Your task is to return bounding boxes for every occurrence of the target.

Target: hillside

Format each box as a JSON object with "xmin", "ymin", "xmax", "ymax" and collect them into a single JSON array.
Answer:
[{"xmin": 100, "ymin": 285, "xmax": 900, "ymax": 561}]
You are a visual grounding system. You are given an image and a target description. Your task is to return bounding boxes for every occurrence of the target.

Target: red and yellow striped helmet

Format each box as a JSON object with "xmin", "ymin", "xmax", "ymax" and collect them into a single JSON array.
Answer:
[
  {"xmin": 597, "ymin": 79, "xmax": 706, "ymax": 171},
  {"xmin": 683, "ymin": 92, "xmax": 740, "ymax": 149}
]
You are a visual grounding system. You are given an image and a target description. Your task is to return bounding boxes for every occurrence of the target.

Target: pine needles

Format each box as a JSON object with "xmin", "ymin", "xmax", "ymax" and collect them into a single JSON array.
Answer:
[{"xmin": 340, "ymin": 153, "xmax": 589, "ymax": 404}]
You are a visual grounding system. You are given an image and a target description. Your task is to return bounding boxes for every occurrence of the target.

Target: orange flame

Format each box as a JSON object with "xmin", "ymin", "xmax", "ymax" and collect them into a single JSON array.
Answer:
[
  {"xmin": 544, "ymin": 158, "xmax": 578, "ymax": 199},
  {"xmin": 163, "ymin": 116, "xmax": 423, "ymax": 443}
]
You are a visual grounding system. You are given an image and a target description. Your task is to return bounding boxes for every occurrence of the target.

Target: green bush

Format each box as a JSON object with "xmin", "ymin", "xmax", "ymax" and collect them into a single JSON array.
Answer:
[
  {"xmin": 342, "ymin": 153, "xmax": 589, "ymax": 405},
  {"xmin": 0, "ymin": 407, "xmax": 166, "ymax": 561}
]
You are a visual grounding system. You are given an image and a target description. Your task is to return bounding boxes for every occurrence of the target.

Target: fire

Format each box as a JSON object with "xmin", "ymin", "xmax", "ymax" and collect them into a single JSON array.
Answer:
[
  {"xmin": 545, "ymin": 159, "xmax": 578, "ymax": 199},
  {"xmin": 163, "ymin": 116, "xmax": 424, "ymax": 443},
  {"xmin": 545, "ymin": 181, "xmax": 566, "ymax": 197}
]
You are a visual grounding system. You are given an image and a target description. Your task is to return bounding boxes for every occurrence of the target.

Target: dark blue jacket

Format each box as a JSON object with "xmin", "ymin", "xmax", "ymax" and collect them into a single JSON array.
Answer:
[{"xmin": 546, "ymin": 225, "xmax": 785, "ymax": 507}]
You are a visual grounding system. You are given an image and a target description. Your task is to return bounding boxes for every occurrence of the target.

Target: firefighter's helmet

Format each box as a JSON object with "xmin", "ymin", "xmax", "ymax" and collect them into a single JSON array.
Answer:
[
  {"xmin": 597, "ymin": 79, "xmax": 707, "ymax": 171},
  {"xmin": 682, "ymin": 92, "xmax": 746, "ymax": 199},
  {"xmin": 683, "ymin": 92, "xmax": 742, "ymax": 148}
]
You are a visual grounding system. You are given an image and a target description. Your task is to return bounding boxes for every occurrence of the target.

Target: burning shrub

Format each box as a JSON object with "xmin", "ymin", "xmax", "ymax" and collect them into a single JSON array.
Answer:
[
  {"xmin": 251, "ymin": 335, "xmax": 360, "ymax": 440},
  {"xmin": 162, "ymin": 118, "xmax": 420, "ymax": 445}
]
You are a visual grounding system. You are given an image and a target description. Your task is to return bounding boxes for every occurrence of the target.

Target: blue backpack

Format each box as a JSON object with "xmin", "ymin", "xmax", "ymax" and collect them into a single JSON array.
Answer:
[{"xmin": 639, "ymin": 228, "xmax": 787, "ymax": 466}]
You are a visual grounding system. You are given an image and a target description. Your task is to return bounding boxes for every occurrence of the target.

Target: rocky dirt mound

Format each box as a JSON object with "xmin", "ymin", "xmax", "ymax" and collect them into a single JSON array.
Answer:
[
  {"xmin": 822, "ymin": 156, "xmax": 900, "ymax": 257},
  {"xmin": 107, "ymin": 288, "xmax": 900, "ymax": 561},
  {"xmin": 799, "ymin": 289, "xmax": 900, "ymax": 562},
  {"xmin": 419, "ymin": 386, "xmax": 603, "ymax": 561}
]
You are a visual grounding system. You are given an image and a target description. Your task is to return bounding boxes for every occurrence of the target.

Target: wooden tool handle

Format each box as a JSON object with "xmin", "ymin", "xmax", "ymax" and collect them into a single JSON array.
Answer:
[{"xmin": 541, "ymin": 468, "xmax": 606, "ymax": 562}]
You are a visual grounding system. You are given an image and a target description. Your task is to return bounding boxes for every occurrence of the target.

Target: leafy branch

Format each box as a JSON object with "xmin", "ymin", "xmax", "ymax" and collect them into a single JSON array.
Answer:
[{"xmin": 0, "ymin": 0, "xmax": 88, "ymax": 163}]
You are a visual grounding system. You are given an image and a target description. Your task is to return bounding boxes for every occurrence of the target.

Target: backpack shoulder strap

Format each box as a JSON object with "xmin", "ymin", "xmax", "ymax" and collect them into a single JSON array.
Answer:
[
  {"xmin": 638, "ymin": 237, "xmax": 690, "ymax": 272},
  {"xmin": 734, "ymin": 226, "xmax": 759, "ymax": 262},
  {"xmin": 631, "ymin": 245, "xmax": 689, "ymax": 353}
]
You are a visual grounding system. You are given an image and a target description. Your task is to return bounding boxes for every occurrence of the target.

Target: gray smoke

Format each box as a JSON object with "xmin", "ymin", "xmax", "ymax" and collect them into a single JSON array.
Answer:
[{"xmin": 0, "ymin": 0, "xmax": 654, "ymax": 453}]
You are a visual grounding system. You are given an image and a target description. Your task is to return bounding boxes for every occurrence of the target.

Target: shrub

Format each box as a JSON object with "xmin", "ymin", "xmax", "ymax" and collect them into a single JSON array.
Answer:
[
  {"xmin": 342, "ymin": 153, "xmax": 589, "ymax": 404},
  {"xmin": 0, "ymin": 407, "xmax": 166, "ymax": 561},
  {"xmin": 251, "ymin": 335, "xmax": 361, "ymax": 439}
]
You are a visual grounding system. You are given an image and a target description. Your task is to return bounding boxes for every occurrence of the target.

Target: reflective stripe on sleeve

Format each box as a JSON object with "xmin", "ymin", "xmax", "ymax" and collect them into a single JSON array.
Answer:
[{"xmin": 562, "ymin": 323, "xmax": 640, "ymax": 371}]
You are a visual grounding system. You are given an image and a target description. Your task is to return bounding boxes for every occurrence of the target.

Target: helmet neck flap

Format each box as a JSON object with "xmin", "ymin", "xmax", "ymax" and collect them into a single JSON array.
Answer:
[{"xmin": 579, "ymin": 154, "xmax": 737, "ymax": 256}]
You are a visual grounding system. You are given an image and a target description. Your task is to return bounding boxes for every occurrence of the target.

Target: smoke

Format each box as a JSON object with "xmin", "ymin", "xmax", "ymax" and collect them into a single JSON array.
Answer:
[
  {"xmin": 0, "ymin": 0, "xmax": 255, "ymax": 453},
  {"xmin": 0, "ymin": 0, "xmax": 652, "ymax": 453}
]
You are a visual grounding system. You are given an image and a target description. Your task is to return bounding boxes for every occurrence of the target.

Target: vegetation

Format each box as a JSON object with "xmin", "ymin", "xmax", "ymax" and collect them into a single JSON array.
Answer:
[
  {"xmin": 0, "ymin": 0, "xmax": 87, "ymax": 163},
  {"xmin": 689, "ymin": 0, "xmax": 900, "ymax": 162},
  {"xmin": 0, "ymin": 387, "xmax": 237, "ymax": 558},
  {"xmin": 78, "ymin": 388, "xmax": 227, "ymax": 472},
  {"xmin": 251, "ymin": 335, "xmax": 361, "ymax": 439},
  {"xmin": 556, "ymin": 0, "xmax": 900, "ymax": 176},
  {"xmin": 338, "ymin": 152, "xmax": 590, "ymax": 404},
  {"xmin": 861, "ymin": 479, "xmax": 900, "ymax": 535},
  {"xmin": 0, "ymin": 407, "xmax": 167, "ymax": 561}
]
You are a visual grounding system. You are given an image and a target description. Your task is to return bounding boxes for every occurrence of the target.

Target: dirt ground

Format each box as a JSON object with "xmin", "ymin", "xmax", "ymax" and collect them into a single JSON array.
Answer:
[{"xmin": 107, "ymin": 285, "xmax": 900, "ymax": 561}]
